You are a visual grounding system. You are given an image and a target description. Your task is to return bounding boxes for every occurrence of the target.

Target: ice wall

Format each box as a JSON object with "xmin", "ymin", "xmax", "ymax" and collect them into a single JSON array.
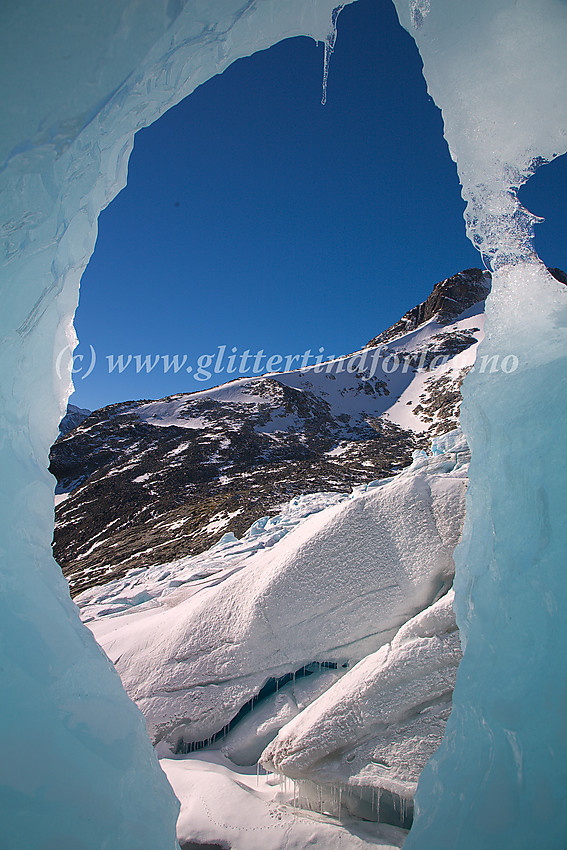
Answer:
[
  {"xmin": 0, "ymin": 2, "xmax": 353, "ymax": 847},
  {"xmin": 391, "ymin": 1, "xmax": 567, "ymax": 847}
]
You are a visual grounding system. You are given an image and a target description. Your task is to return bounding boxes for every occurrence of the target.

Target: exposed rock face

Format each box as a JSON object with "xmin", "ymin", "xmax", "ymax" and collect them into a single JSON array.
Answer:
[
  {"xmin": 57, "ymin": 403, "xmax": 91, "ymax": 436},
  {"xmin": 412, "ymin": 368, "xmax": 472, "ymax": 437},
  {"xmin": 366, "ymin": 269, "xmax": 491, "ymax": 347},
  {"xmin": 366, "ymin": 266, "xmax": 565, "ymax": 349}
]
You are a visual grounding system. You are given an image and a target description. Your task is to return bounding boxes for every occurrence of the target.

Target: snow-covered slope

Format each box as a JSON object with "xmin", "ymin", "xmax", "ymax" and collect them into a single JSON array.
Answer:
[
  {"xmin": 86, "ymin": 443, "xmax": 466, "ymax": 749},
  {"xmin": 52, "ymin": 268, "xmax": 490, "ymax": 594},
  {"xmin": 78, "ymin": 430, "xmax": 468, "ymax": 835}
]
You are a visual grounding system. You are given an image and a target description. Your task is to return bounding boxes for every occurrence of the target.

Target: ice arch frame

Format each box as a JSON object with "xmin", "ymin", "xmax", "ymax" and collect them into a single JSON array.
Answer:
[{"xmin": 1, "ymin": 1, "xmax": 567, "ymax": 849}]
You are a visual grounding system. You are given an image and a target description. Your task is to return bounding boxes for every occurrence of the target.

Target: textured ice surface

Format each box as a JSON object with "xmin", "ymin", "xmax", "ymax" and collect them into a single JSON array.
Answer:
[
  {"xmin": 390, "ymin": 1, "xmax": 567, "ymax": 847},
  {"xmin": 219, "ymin": 667, "xmax": 345, "ymax": 767},
  {"xmin": 86, "ymin": 445, "xmax": 466, "ymax": 753},
  {"xmin": 0, "ymin": 1, "xmax": 355, "ymax": 846},
  {"xmin": 393, "ymin": 0, "xmax": 567, "ymax": 267},
  {"xmin": 262, "ymin": 590, "xmax": 460, "ymax": 802},
  {"xmin": 407, "ymin": 263, "xmax": 567, "ymax": 850}
]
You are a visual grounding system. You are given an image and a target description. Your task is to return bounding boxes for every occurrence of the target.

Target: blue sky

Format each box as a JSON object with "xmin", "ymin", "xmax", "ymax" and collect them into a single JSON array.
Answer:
[{"xmin": 71, "ymin": 0, "xmax": 566, "ymax": 410}]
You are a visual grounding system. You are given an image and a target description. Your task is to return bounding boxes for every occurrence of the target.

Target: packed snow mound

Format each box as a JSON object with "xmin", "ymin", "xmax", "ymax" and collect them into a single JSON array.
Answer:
[
  {"xmin": 262, "ymin": 590, "xmax": 460, "ymax": 802},
  {"xmin": 162, "ymin": 753, "xmax": 406, "ymax": 850},
  {"xmin": 87, "ymin": 436, "xmax": 468, "ymax": 752}
]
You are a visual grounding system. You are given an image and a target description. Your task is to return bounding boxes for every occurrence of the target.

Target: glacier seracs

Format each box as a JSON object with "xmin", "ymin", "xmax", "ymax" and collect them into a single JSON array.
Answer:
[
  {"xmin": 262, "ymin": 589, "xmax": 460, "ymax": 811},
  {"xmin": 86, "ymin": 442, "xmax": 466, "ymax": 752}
]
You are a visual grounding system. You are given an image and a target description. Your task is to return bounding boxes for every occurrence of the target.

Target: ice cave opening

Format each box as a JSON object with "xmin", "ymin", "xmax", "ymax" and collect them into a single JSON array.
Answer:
[
  {"xmin": 2, "ymin": 1, "xmax": 567, "ymax": 849},
  {"xmin": 70, "ymin": 0, "xmax": 477, "ymax": 415}
]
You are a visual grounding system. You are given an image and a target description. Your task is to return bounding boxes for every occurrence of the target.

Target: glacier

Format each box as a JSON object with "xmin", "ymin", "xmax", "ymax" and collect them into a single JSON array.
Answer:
[
  {"xmin": 262, "ymin": 588, "xmax": 461, "ymax": 817},
  {"xmin": 79, "ymin": 434, "xmax": 467, "ymax": 846},
  {"xmin": 2, "ymin": 1, "xmax": 567, "ymax": 848},
  {"xmin": 84, "ymin": 442, "xmax": 466, "ymax": 752}
]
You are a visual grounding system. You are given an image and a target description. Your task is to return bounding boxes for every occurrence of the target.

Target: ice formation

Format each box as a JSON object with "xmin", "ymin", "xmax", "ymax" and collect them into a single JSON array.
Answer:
[
  {"xmin": 390, "ymin": 1, "xmax": 567, "ymax": 847},
  {"xmin": 161, "ymin": 752, "xmax": 407, "ymax": 850},
  {"xmin": 262, "ymin": 589, "xmax": 460, "ymax": 807},
  {"xmin": 2, "ymin": 0, "xmax": 567, "ymax": 847},
  {"xmin": 79, "ymin": 433, "xmax": 467, "ymax": 842},
  {"xmin": 86, "ymin": 445, "xmax": 466, "ymax": 751}
]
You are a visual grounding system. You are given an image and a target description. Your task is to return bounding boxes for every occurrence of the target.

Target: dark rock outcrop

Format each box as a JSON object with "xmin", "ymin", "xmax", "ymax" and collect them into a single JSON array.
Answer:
[{"xmin": 366, "ymin": 268, "xmax": 491, "ymax": 347}]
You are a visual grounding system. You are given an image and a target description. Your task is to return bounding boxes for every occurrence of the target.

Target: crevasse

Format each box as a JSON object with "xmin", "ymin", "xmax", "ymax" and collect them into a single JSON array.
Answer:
[{"xmin": 1, "ymin": 0, "xmax": 566, "ymax": 848}]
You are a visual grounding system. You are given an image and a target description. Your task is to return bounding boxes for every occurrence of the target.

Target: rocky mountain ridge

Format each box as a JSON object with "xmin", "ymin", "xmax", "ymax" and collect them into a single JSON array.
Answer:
[{"xmin": 52, "ymin": 266, "xmax": 564, "ymax": 595}]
